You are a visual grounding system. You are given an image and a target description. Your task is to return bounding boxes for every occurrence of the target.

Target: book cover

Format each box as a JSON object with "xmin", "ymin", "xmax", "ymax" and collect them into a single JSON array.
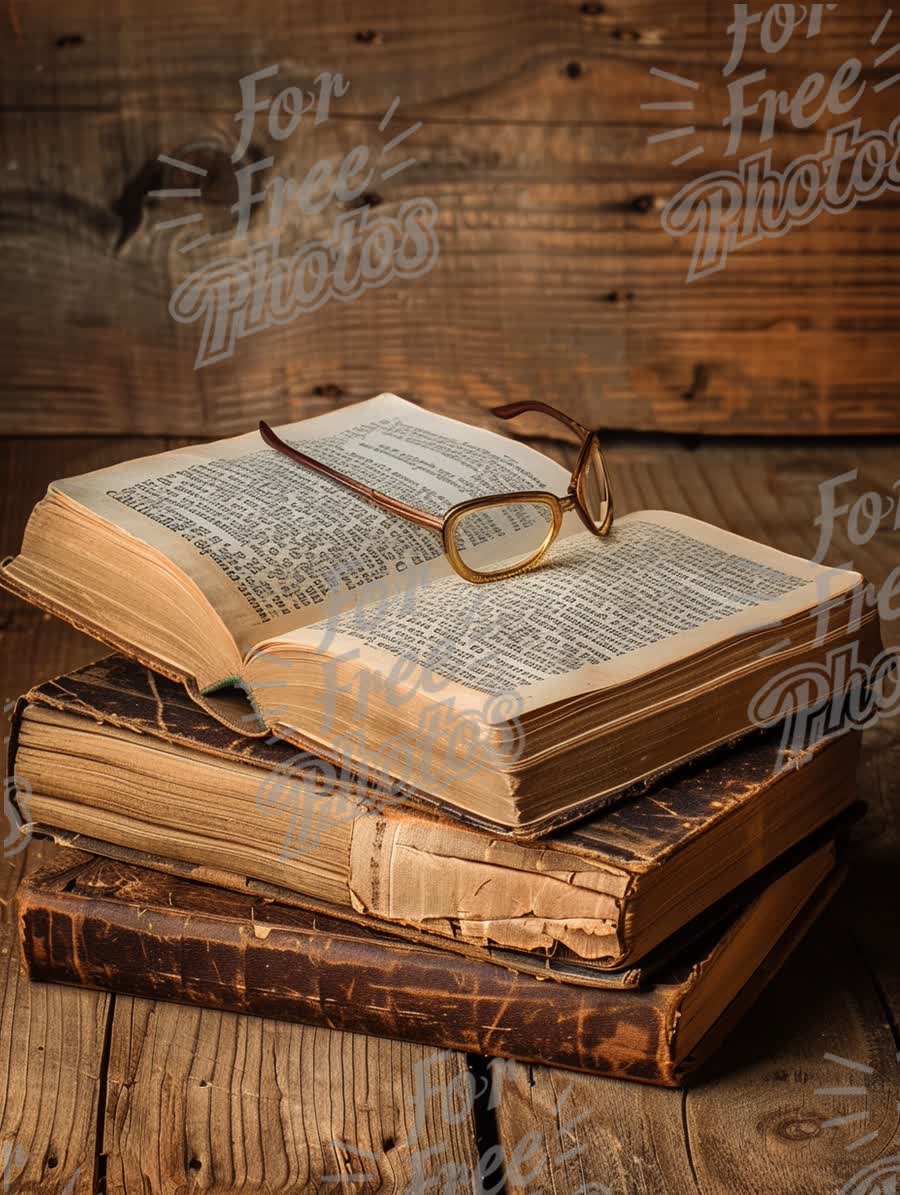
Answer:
[{"xmin": 17, "ymin": 841, "xmax": 844, "ymax": 1087}]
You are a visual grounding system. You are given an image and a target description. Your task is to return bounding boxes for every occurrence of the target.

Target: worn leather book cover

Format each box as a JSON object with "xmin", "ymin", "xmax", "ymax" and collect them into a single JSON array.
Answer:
[
  {"xmin": 10, "ymin": 655, "xmax": 862, "ymax": 977},
  {"xmin": 18, "ymin": 840, "xmax": 843, "ymax": 1086}
]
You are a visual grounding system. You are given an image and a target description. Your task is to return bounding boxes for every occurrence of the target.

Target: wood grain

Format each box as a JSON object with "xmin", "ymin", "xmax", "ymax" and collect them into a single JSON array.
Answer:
[
  {"xmin": 681, "ymin": 922, "xmax": 900, "ymax": 1195},
  {"xmin": 2, "ymin": 0, "xmax": 898, "ymax": 112},
  {"xmin": 0, "ymin": 843, "xmax": 109, "ymax": 1195},
  {"xmin": 490, "ymin": 1054, "xmax": 697, "ymax": 1193},
  {"xmin": 493, "ymin": 921, "xmax": 900, "ymax": 1194},
  {"xmin": 1, "ymin": 2, "xmax": 899, "ymax": 435},
  {"xmin": 103, "ymin": 1001, "xmax": 483, "ymax": 1194}
]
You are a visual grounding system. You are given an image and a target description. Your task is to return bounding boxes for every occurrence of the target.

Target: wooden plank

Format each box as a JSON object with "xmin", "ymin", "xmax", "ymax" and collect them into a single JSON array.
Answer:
[
  {"xmin": 1, "ymin": 110, "xmax": 898, "ymax": 437},
  {"xmin": 1, "ymin": 3, "xmax": 898, "ymax": 435},
  {"xmin": 103, "ymin": 1001, "xmax": 483, "ymax": 1194},
  {"xmin": 0, "ymin": 928, "xmax": 110, "ymax": 1195},
  {"xmin": 493, "ymin": 921, "xmax": 899, "ymax": 1194},
  {"xmin": 682, "ymin": 921, "xmax": 900, "ymax": 1194},
  {"xmin": 0, "ymin": 841, "xmax": 110, "ymax": 1195},
  {"xmin": 490, "ymin": 1054, "xmax": 697, "ymax": 1193},
  {"xmin": 1, "ymin": 0, "xmax": 897, "ymax": 112}
]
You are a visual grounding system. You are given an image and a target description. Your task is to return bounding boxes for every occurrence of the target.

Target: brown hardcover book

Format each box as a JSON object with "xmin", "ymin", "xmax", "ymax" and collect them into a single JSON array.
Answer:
[
  {"xmin": 0, "ymin": 394, "xmax": 880, "ymax": 837},
  {"xmin": 18, "ymin": 840, "xmax": 843, "ymax": 1086},
  {"xmin": 10, "ymin": 656, "xmax": 863, "ymax": 976}
]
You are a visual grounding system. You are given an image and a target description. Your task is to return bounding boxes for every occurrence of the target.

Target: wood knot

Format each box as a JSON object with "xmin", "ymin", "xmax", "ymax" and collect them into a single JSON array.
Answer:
[
  {"xmin": 580, "ymin": 2, "xmax": 607, "ymax": 14},
  {"xmin": 776, "ymin": 1117, "xmax": 820, "ymax": 1142},
  {"xmin": 54, "ymin": 33, "xmax": 84, "ymax": 48},
  {"xmin": 612, "ymin": 27, "xmax": 643, "ymax": 41},
  {"xmin": 355, "ymin": 30, "xmax": 381, "ymax": 44},
  {"xmin": 565, "ymin": 61, "xmax": 584, "ymax": 79},
  {"xmin": 161, "ymin": 144, "xmax": 242, "ymax": 209},
  {"xmin": 312, "ymin": 384, "xmax": 345, "ymax": 399},
  {"xmin": 629, "ymin": 193, "xmax": 656, "ymax": 214},
  {"xmin": 599, "ymin": 289, "xmax": 636, "ymax": 304},
  {"xmin": 682, "ymin": 363, "xmax": 711, "ymax": 402},
  {"xmin": 113, "ymin": 159, "xmax": 162, "ymax": 253}
]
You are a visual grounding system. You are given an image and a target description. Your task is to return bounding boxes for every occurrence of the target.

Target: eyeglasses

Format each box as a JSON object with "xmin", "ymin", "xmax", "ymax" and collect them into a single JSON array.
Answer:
[{"xmin": 259, "ymin": 401, "xmax": 614, "ymax": 583}]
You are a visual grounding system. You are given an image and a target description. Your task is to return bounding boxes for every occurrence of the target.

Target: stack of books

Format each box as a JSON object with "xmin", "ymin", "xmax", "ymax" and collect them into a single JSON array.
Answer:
[{"xmin": 3, "ymin": 395, "xmax": 882, "ymax": 1086}]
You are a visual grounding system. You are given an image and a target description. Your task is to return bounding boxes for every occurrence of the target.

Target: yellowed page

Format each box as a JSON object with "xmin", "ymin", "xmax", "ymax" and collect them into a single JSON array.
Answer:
[
  {"xmin": 348, "ymin": 813, "xmax": 628, "ymax": 958},
  {"xmin": 35, "ymin": 394, "xmax": 572, "ymax": 659},
  {"xmin": 259, "ymin": 509, "xmax": 863, "ymax": 718}
]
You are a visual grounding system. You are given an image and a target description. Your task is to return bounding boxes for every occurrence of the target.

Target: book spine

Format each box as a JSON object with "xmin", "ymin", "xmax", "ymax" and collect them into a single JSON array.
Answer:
[{"xmin": 17, "ymin": 886, "xmax": 677, "ymax": 1086}]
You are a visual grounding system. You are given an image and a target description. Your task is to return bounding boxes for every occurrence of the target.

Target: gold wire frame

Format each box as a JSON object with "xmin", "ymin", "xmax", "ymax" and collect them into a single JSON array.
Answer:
[
  {"xmin": 259, "ymin": 401, "xmax": 614, "ymax": 584},
  {"xmin": 442, "ymin": 492, "xmax": 564, "ymax": 583}
]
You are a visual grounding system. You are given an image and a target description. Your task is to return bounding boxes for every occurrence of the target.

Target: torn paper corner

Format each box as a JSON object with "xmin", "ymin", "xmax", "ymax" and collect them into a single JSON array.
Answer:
[{"xmin": 349, "ymin": 811, "xmax": 623, "ymax": 957}]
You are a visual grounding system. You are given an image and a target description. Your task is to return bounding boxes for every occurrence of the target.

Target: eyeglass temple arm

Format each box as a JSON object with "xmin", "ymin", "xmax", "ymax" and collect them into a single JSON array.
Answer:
[
  {"xmin": 492, "ymin": 402, "xmax": 590, "ymax": 439},
  {"xmin": 259, "ymin": 421, "xmax": 443, "ymax": 531}
]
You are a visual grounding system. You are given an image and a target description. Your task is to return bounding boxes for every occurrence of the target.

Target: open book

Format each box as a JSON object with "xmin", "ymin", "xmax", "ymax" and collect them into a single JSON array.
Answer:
[{"xmin": 1, "ymin": 394, "xmax": 881, "ymax": 836}]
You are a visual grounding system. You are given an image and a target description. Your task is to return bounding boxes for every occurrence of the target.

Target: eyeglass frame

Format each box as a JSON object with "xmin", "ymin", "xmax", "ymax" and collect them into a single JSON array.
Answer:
[{"xmin": 259, "ymin": 401, "xmax": 614, "ymax": 584}]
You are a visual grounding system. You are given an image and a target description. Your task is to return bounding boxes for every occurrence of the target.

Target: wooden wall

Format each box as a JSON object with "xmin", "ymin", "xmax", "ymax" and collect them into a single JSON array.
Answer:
[{"xmin": 1, "ymin": 0, "xmax": 899, "ymax": 438}]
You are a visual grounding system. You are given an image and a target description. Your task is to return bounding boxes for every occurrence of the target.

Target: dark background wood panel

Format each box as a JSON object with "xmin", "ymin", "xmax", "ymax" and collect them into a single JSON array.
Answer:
[
  {"xmin": 1, "ymin": 0, "xmax": 898, "ymax": 435},
  {"xmin": 4, "ymin": 1, "xmax": 900, "ymax": 110}
]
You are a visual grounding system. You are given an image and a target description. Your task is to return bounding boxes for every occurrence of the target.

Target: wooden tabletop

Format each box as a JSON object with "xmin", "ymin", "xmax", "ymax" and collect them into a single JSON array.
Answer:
[{"xmin": 0, "ymin": 434, "xmax": 898, "ymax": 1195}]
